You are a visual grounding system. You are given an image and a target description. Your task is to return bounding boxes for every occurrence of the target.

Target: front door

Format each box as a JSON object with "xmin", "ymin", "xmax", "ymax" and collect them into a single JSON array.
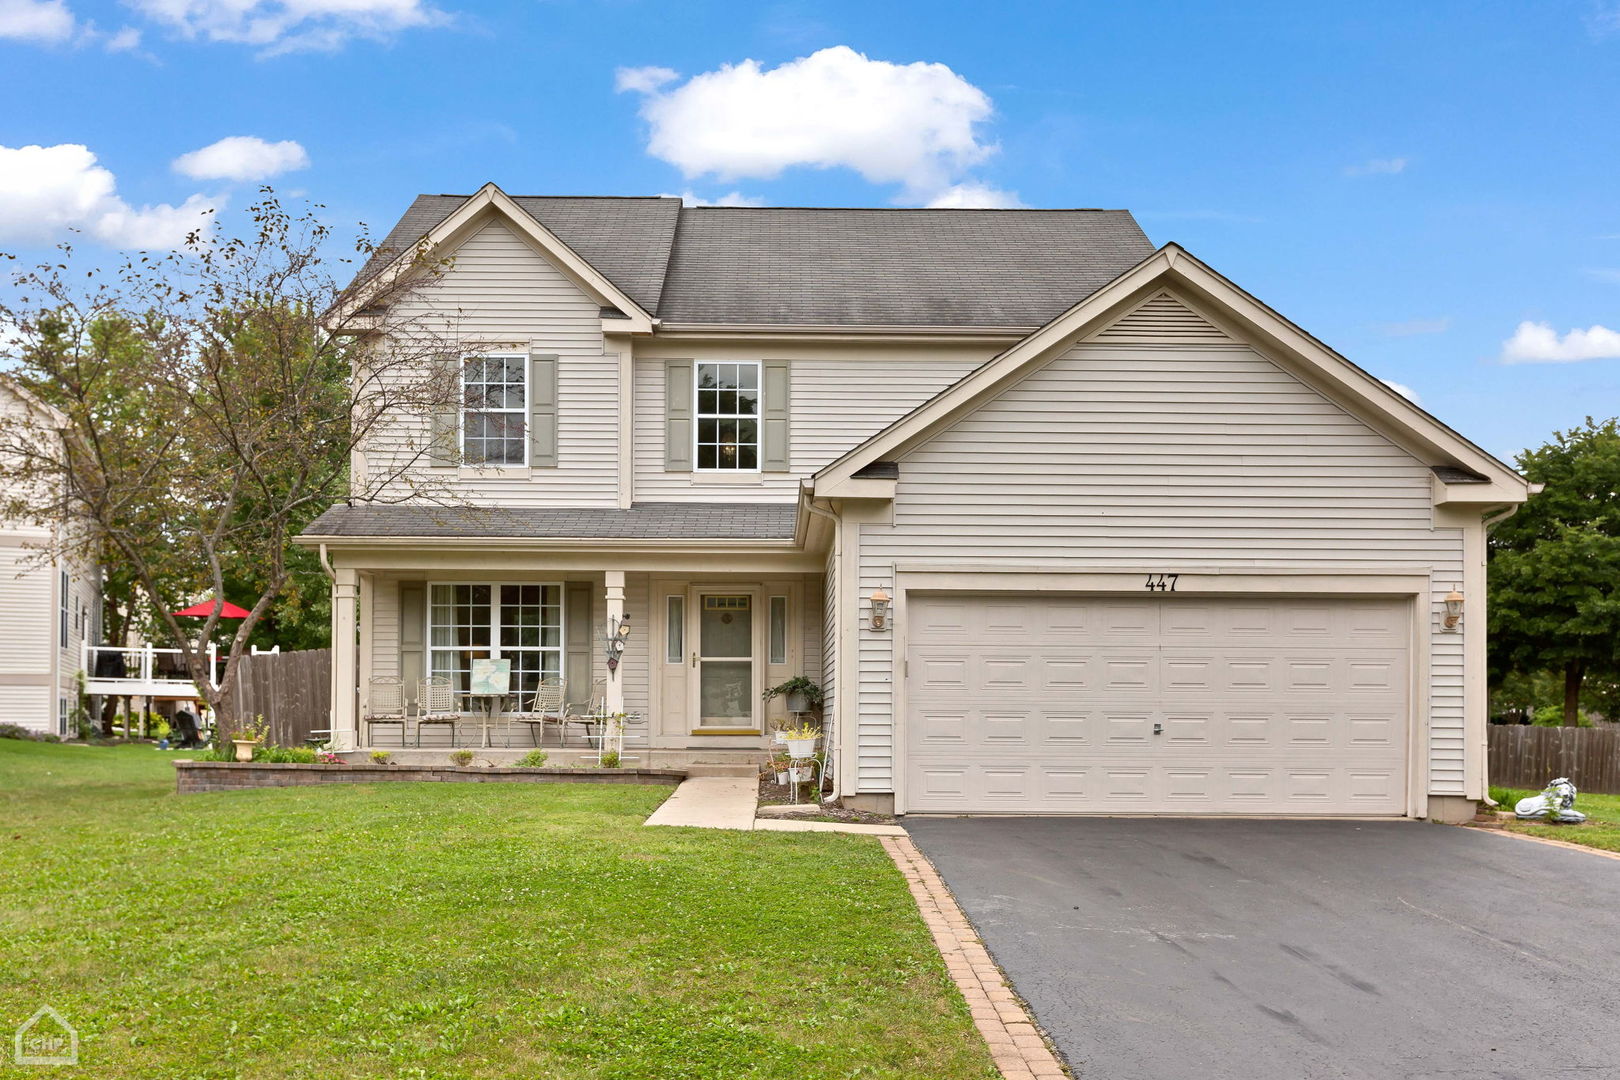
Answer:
[{"xmin": 688, "ymin": 589, "xmax": 761, "ymax": 732}]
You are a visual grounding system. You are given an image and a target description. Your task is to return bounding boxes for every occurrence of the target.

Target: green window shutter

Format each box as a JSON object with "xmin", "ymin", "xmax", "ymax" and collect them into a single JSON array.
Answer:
[
  {"xmin": 762, "ymin": 359, "xmax": 790, "ymax": 472},
  {"xmin": 429, "ymin": 354, "xmax": 460, "ymax": 466},
  {"xmin": 529, "ymin": 352, "xmax": 559, "ymax": 467},
  {"xmin": 565, "ymin": 582, "xmax": 592, "ymax": 710},
  {"xmin": 399, "ymin": 581, "xmax": 425, "ymax": 704},
  {"xmin": 665, "ymin": 358, "xmax": 694, "ymax": 472}
]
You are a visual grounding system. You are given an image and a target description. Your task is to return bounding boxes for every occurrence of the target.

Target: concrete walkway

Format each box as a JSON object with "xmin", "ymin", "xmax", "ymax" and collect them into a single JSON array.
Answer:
[{"xmin": 643, "ymin": 776, "xmax": 905, "ymax": 835}]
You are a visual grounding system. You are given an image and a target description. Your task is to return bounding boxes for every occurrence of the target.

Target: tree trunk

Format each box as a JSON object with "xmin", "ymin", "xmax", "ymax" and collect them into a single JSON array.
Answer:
[{"xmin": 1564, "ymin": 660, "xmax": 1585, "ymax": 725}]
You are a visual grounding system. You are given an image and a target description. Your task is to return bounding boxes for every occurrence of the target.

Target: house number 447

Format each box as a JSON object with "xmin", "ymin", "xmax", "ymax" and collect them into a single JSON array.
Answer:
[{"xmin": 1144, "ymin": 573, "xmax": 1179, "ymax": 592}]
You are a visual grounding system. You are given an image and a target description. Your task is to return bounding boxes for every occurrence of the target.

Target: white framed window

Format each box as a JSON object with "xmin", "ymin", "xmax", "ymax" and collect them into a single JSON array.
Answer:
[
  {"xmin": 59, "ymin": 571, "xmax": 69, "ymax": 649},
  {"xmin": 769, "ymin": 595, "xmax": 788, "ymax": 665},
  {"xmin": 666, "ymin": 595, "xmax": 684, "ymax": 663},
  {"xmin": 461, "ymin": 354, "xmax": 528, "ymax": 466},
  {"xmin": 58, "ymin": 696, "xmax": 70, "ymax": 736},
  {"xmin": 695, "ymin": 361, "xmax": 759, "ymax": 471},
  {"xmin": 428, "ymin": 583, "xmax": 563, "ymax": 705}
]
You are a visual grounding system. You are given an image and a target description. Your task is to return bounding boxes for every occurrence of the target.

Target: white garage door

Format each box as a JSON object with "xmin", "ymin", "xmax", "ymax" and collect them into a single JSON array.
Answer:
[{"xmin": 904, "ymin": 594, "xmax": 1410, "ymax": 815}]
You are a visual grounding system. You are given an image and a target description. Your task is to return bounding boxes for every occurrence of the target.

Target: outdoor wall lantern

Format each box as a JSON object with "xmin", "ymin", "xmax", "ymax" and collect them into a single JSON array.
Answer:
[
  {"xmin": 605, "ymin": 614, "xmax": 632, "ymax": 673},
  {"xmin": 869, "ymin": 588, "xmax": 891, "ymax": 631},
  {"xmin": 1441, "ymin": 590, "xmax": 1464, "ymax": 633}
]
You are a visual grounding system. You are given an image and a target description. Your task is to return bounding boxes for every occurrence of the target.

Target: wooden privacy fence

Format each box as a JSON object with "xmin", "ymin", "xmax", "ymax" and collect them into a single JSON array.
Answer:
[
  {"xmin": 220, "ymin": 648, "xmax": 331, "ymax": 747},
  {"xmin": 1488, "ymin": 724, "xmax": 1620, "ymax": 795}
]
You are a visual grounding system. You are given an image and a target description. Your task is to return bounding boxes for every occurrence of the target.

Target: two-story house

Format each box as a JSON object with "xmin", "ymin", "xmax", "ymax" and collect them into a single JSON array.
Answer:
[
  {"xmin": 0, "ymin": 380, "xmax": 102, "ymax": 736},
  {"xmin": 300, "ymin": 184, "xmax": 1529, "ymax": 820}
]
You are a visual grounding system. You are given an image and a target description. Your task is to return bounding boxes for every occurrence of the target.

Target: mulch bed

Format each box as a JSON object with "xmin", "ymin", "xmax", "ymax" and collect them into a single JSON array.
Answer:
[{"xmin": 757, "ymin": 774, "xmax": 898, "ymax": 825}]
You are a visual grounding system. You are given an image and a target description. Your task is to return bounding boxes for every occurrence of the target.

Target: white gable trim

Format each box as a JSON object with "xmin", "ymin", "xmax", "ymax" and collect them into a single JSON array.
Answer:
[
  {"xmin": 811, "ymin": 244, "xmax": 1527, "ymax": 504},
  {"xmin": 333, "ymin": 183, "xmax": 655, "ymax": 335}
]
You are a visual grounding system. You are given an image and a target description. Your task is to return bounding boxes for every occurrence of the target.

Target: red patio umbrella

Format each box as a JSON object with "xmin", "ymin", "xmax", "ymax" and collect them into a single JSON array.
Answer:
[{"xmin": 171, "ymin": 600, "xmax": 252, "ymax": 618}]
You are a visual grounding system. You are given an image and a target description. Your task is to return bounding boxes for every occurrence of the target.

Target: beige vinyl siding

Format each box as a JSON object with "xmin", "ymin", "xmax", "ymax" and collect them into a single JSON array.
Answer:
[
  {"xmin": 801, "ymin": 576, "xmax": 823, "ymax": 684},
  {"xmin": 856, "ymin": 295, "xmax": 1466, "ymax": 797},
  {"xmin": 369, "ymin": 219, "xmax": 620, "ymax": 507},
  {"xmin": 0, "ymin": 544, "xmax": 53, "ymax": 677},
  {"xmin": 0, "ymin": 684, "xmax": 51, "ymax": 730},
  {"xmin": 371, "ymin": 578, "xmax": 401, "ymax": 679},
  {"xmin": 630, "ymin": 343, "xmax": 989, "ymax": 502}
]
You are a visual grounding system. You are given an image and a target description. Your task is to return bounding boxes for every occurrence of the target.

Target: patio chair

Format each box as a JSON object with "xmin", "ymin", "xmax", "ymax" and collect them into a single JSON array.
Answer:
[
  {"xmin": 561, "ymin": 678, "xmax": 608, "ymax": 747},
  {"xmin": 506, "ymin": 677, "xmax": 566, "ymax": 747},
  {"xmin": 414, "ymin": 675, "xmax": 459, "ymax": 747},
  {"xmin": 363, "ymin": 676, "xmax": 407, "ymax": 747}
]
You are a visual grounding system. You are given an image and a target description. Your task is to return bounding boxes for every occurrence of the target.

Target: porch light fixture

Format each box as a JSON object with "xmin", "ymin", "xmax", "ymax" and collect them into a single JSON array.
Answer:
[
  {"xmin": 1441, "ymin": 590, "xmax": 1464, "ymax": 633},
  {"xmin": 604, "ymin": 614, "xmax": 632, "ymax": 673},
  {"xmin": 869, "ymin": 588, "xmax": 890, "ymax": 631}
]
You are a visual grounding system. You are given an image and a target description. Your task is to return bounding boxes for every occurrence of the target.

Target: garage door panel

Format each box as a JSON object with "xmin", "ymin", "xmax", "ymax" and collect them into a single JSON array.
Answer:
[{"xmin": 904, "ymin": 594, "xmax": 1409, "ymax": 815}]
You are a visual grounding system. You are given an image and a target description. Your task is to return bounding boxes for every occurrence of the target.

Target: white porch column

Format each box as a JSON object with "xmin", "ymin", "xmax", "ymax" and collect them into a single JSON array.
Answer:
[
  {"xmin": 329, "ymin": 565, "xmax": 360, "ymax": 752},
  {"xmin": 604, "ymin": 569, "xmax": 626, "ymax": 715}
]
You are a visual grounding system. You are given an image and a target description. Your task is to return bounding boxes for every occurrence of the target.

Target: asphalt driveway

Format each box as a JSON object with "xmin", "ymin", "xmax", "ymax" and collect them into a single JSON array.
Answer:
[{"xmin": 906, "ymin": 818, "xmax": 1620, "ymax": 1080}]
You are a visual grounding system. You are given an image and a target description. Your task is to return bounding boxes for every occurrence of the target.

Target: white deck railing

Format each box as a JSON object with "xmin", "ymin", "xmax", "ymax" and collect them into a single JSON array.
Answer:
[{"xmin": 81, "ymin": 642, "xmax": 220, "ymax": 698}]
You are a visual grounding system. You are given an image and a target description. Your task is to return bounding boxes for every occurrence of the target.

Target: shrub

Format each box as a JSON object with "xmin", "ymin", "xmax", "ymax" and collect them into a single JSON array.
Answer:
[
  {"xmin": 511, "ymin": 749, "xmax": 548, "ymax": 768},
  {"xmin": 369, "ymin": 750, "xmax": 393, "ymax": 765},
  {"xmin": 599, "ymin": 749, "xmax": 621, "ymax": 769},
  {"xmin": 449, "ymin": 749, "xmax": 475, "ymax": 766},
  {"xmin": 257, "ymin": 745, "xmax": 318, "ymax": 764},
  {"xmin": 0, "ymin": 723, "xmax": 43, "ymax": 741},
  {"xmin": 1532, "ymin": 705, "xmax": 1593, "ymax": 727}
]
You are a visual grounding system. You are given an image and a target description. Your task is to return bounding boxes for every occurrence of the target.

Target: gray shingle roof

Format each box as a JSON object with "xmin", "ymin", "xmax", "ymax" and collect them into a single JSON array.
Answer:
[
  {"xmin": 301, "ymin": 502, "xmax": 799, "ymax": 541},
  {"xmin": 366, "ymin": 195, "xmax": 1153, "ymax": 328},
  {"xmin": 367, "ymin": 195, "xmax": 680, "ymax": 315}
]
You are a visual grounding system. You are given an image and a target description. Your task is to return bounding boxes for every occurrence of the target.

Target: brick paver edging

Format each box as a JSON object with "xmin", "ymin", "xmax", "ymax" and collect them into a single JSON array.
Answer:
[
  {"xmin": 879, "ymin": 835, "xmax": 1069, "ymax": 1080},
  {"xmin": 173, "ymin": 760, "xmax": 685, "ymax": 794}
]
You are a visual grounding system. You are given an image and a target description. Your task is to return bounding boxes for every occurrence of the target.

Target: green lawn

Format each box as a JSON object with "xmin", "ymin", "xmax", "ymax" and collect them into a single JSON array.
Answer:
[
  {"xmin": 1492, "ymin": 784, "xmax": 1620, "ymax": 853},
  {"xmin": 0, "ymin": 741, "xmax": 996, "ymax": 1079}
]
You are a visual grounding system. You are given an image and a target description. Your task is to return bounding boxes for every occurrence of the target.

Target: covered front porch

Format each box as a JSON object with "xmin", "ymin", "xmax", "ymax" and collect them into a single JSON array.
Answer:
[{"xmin": 321, "ymin": 548, "xmax": 828, "ymax": 761}]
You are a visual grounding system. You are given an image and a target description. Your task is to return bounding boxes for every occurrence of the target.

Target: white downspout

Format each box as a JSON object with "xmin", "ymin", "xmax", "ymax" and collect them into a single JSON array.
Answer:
[{"xmin": 803, "ymin": 496, "xmax": 842, "ymax": 802}]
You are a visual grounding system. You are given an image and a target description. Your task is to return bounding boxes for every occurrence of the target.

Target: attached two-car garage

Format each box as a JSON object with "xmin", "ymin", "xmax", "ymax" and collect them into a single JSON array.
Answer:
[{"xmin": 902, "ymin": 593, "xmax": 1411, "ymax": 815}]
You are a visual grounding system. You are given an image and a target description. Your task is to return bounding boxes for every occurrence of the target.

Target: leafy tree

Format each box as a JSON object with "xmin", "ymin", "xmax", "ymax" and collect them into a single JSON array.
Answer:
[
  {"xmin": 0, "ymin": 192, "xmax": 467, "ymax": 722},
  {"xmin": 1488, "ymin": 417, "xmax": 1620, "ymax": 724}
]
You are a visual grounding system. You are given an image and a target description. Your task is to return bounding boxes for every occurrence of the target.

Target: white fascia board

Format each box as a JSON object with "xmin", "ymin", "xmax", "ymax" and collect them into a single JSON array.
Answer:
[{"xmin": 333, "ymin": 183, "xmax": 655, "ymax": 334}]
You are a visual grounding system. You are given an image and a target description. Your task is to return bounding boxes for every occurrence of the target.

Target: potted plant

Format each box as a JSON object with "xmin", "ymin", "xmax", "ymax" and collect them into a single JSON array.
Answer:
[
  {"xmin": 762, "ymin": 676, "xmax": 823, "ymax": 716},
  {"xmin": 780, "ymin": 721, "xmax": 820, "ymax": 759},
  {"xmin": 785, "ymin": 759, "xmax": 815, "ymax": 785},
  {"xmin": 764, "ymin": 752, "xmax": 792, "ymax": 785},
  {"xmin": 231, "ymin": 716, "xmax": 268, "ymax": 762}
]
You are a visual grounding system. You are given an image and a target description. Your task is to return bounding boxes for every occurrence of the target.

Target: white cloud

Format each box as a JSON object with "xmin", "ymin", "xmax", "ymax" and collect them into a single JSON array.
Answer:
[
  {"xmin": 659, "ymin": 190, "xmax": 765, "ymax": 208},
  {"xmin": 173, "ymin": 136, "xmax": 309, "ymax": 181},
  {"xmin": 1374, "ymin": 316, "xmax": 1450, "ymax": 337},
  {"xmin": 0, "ymin": 0, "xmax": 75, "ymax": 42},
  {"xmin": 614, "ymin": 65, "xmax": 677, "ymax": 94},
  {"xmin": 104, "ymin": 25, "xmax": 141, "ymax": 50},
  {"xmin": 1500, "ymin": 320, "xmax": 1620, "ymax": 363},
  {"xmin": 1345, "ymin": 157, "xmax": 1408, "ymax": 177},
  {"xmin": 925, "ymin": 182, "xmax": 1023, "ymax": 209},
  {"xmin": 1380, "ymin": 379, "xmax": 1421, "ymax": 404},
  {"xmin": 618, "ymin": 45, "xmax": 1013, "ymax": 205},
  {"xmin": 1584, "ymin": 267, "xmax": 1620, "ymax": 284},
  {"xmin": 0, "ymin": 143, "xmax": 215, "ymax": 249},
  {"xmin": 126, "ymin": 0, "xmax": 445, "ymax": 54}
]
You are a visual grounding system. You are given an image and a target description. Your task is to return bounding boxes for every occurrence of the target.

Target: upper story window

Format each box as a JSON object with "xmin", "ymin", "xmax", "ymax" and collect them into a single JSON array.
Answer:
[
  {"xmin": 462, "ymin": 354, "xmax": 528, "ymax": 466},
  {"xmin": 59, "ymin": 571, "xmax": 69, "ymax": 649},
  {"xmin": 695, "ymin": 361, "xmax": 759, "ymax": 471}
]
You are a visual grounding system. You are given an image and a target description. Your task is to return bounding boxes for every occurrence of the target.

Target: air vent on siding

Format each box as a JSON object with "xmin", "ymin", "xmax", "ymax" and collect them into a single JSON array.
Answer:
[{"xmin": 1088, "ymin": 292, "xmax": 1235, "ymax": 344}]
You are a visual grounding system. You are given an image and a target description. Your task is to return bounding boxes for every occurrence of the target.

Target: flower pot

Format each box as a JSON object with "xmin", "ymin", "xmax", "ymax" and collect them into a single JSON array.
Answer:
[
  {"xmin": 232, "ymin": 739, "xmax": 259, "ymax": 762},
  {"xmin": 773, "ymin": 731, "xmax": 788, "ymax": 744},
  {"xmin": 786, "ymin": 736, "xmax": 816, "ymax": 759},
  {"xmin": 774, "ymin": 771, "xmax": 790, "ymax": 785},
  {"xmin": 785, "ymin": 691, "xmax": 810, "ymax": 714},
  {"xmin": 786, "ymin": 766, "xmax": 813, "ymax": 784}
]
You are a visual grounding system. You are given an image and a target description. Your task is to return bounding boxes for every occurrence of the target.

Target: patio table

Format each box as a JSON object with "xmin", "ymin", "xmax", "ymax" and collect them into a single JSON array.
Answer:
[{"xmin": 467, "ymin": 693, "xmax": 509, "ymax": 749}]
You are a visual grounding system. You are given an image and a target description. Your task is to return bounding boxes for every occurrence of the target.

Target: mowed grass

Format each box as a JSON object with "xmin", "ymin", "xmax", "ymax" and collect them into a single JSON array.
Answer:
[
  {"xmin": 0, "ymin": 741, "xmax": 996, "ymax": 1079},
  {"xmin": 1493, "ymin": 784, "xmax": 1620, "ymax": 853}
]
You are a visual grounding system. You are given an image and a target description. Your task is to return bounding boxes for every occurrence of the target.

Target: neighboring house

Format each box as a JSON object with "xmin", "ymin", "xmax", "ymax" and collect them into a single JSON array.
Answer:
[
  {"xmin": 300, "ymin": 184, "xmax": 1530, "ymax": 821},
  {"xmin": 0, "ymin": 382, "xmax": 101, "ymax": 736}
]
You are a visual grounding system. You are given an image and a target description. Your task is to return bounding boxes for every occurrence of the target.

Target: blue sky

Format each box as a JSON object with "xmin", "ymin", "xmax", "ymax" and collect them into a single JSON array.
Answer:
[{"xmin": 3, "ymin": 0, "xmax": 1618, "ymax": 460}]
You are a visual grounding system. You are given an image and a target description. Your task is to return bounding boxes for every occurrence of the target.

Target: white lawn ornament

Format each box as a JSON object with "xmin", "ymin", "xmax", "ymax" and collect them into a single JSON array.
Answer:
[{"xmin": 1513, "ymin": 778, "xmax": 1587, "ymax": 823}]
